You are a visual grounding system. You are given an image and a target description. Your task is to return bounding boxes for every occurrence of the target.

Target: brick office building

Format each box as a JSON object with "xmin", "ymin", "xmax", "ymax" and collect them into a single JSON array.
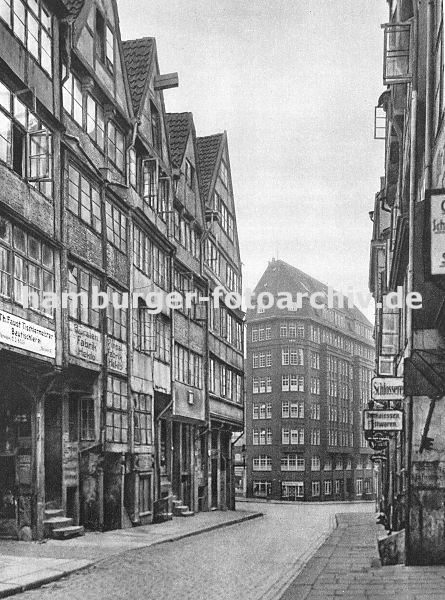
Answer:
[{"xmin": 245, "ymin": 260, "xmax": 375, "ymax": 502}]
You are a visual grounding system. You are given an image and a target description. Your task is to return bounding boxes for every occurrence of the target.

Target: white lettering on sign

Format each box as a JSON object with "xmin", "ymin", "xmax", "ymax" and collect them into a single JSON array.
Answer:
[
  {"xmin": 371, "ymin": 377, "xmax": 404, "ymax": 401},
  {"xmin": 431, "ymin": 193, "xmax": 445, "ymax": 275},
  {"xmin": 0, "ymin": 309, "xmax": 55, "ymax": 358},
  {"xmin": 69, "ymin": 321, "xmax": 102, "ymax": 364}
]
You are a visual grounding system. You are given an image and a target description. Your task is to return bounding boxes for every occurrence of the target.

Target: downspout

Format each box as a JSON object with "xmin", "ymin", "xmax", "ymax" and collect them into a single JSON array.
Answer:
[
  {"xmin": 61, "ymin": 19, "xmax": 73, "ymax": 86},
  {"xmin": 424, "ymin": 0, "xmax": 434, "ymax": 191},
  {"xmin": 405, "ymin": 10, "xmax": 418, "ymax": 566}
]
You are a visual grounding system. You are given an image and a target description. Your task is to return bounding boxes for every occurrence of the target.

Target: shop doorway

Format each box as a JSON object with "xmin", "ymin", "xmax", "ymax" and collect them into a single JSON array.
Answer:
[{"xmin": 44, "ymin": 395, "xmax": 62, "ymax": 506}]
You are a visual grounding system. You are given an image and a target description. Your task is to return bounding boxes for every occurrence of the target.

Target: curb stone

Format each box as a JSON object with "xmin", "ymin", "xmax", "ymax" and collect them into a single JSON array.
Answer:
[{"xmin": 0, "ymin": 511, "xmax": 264, "ymax": 599}]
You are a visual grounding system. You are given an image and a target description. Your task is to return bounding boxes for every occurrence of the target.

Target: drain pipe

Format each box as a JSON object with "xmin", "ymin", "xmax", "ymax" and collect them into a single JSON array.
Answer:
[
  {"xmin": 424, "ymin": 0, "xmax": 434, "ymax": 191},
  {"xmin": 405, "ymin": 12, "xmax": 418, "ymax": 566}
]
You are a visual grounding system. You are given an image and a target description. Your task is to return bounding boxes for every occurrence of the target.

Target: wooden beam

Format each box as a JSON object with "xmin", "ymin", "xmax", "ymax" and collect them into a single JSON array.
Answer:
[{"xmin": 154, "ymin": 73, "xmax": 179, "ymax": 91}]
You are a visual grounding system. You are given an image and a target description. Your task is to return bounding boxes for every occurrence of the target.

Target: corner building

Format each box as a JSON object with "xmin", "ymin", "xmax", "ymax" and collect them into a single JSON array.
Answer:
[{"xmin": 246, "ymin": 260, "xmax": 375, "ymax": 502}]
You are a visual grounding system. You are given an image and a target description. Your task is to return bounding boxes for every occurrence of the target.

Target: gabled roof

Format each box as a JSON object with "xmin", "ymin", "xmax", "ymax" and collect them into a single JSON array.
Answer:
[
  {"xmin": 196, "ymin": 133, "xmax": 223, "ymax": 201},
  {"xmin": 166, "ymin": 113, "xmax": 193, "ymax": 169},
  {"xmin": 122, "ymin": 37, "xmax": 155, "ymax": 115},
  {"xmin": 253, "ymin": 259, "xmax": 373, "ymax": 328},
  {"xmin": 61, "ymin": 0, "xmax": 85, "ymax": 18}
]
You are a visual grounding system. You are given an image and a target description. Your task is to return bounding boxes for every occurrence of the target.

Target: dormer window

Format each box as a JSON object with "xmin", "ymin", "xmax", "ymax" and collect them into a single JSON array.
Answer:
[{"xmin": 95, "ymin": 9, "xmax": 114, "ymax": 73}]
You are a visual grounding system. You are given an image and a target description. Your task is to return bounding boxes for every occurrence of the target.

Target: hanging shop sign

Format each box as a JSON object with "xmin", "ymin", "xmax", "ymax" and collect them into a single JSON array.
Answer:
[
  {"xmin": 371, "ymin": 454, "xmax": 387, "ymax": 462},
  {"xmin": 363, "ymin": 409, "xmax": 404, "ymax": 431},
  {"xmin": 430, "ymin": 190, "xmax": 445, "ymax": 276},
  {"xmin": 69, "ymin": 322, "xmax": 102, "ymax": 364},
  {"xmin": 371, "ymin": 377, "xmax": 404, "ymax": 401},
  {"xmin": 0, "ymin": 310, "xmax": 55, "ymax": 358}
]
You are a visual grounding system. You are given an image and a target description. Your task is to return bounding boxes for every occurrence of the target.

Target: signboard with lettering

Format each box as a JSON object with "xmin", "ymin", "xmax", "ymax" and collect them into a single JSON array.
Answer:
[
  {"xmin": 363, "ymin": 409, "xmax": 404, "ymax": 431},
  {"xmin": 430, "ymin": 191, "xmax": 445, "ymax": 275},
  {"xmin": 371, "ymin": 377, "xmax": 404, "ymax": 401},
  {"xmin": 107, "ymin": 338, "xmax": 127, "ymax": 374},
  {"xmin": 69, "ymin": 321, "xmax": 102, "ymax": 364},
  {"xmin": 63, "ymin": 442, "xmax": 79, "ymax": 487},
  {"xmin": 0, "ymin": 310, "xmax": 55, "ymax": 358}
]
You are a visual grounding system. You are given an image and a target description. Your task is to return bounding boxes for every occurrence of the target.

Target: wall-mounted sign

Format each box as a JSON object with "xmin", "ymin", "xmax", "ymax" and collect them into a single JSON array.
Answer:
[
  {"xmin": 69, "ymin": 322, "xmax": 102, "ymax": 364},
  {"xmin": 63, "ymin": 442, "xmax": 79, "ymax": 487},
  {"xmin": 363, "ymin": 409, "xmax": 403, "ymax": 431},
  {"xmin": 371, "ymin": 377, "xmax": 404, "ymax": 401},
  {"xmin": 430, "ymin": 191, "xmax": 445, "ymax": 275},
  {"xmin": 107, "ymin": 338, "xmax": 127, "ymax": 374},
  {"xmin": 0, "ymin": 310, "xmax": 55, "ymax": 358}
]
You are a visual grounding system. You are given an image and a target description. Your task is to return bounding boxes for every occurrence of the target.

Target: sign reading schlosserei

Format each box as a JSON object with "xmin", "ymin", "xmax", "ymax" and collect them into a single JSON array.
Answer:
[
  {"xmin": 371, "ymin": 376, "xmax": 404, "ymax": 401},
  {"xmin": 363, "ymin": 409, "xmax": 404, "ymax": 431},
  {"xmin": 430, "ymin": 191, "xmax": 445, "ymax": 275},
  {"xmin": 0, "ymin": 309, "xmax": 55, "ymax": 358}
]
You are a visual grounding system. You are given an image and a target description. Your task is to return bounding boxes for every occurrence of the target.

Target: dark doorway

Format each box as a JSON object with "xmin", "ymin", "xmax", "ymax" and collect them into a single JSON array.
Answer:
[{"xmin": 44, "ymin": 395, "xmax": 63, "ymax": 506}]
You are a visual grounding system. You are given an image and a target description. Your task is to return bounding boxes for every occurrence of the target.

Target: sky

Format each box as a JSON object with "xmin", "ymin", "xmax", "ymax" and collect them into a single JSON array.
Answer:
[{"xmin": 117, "ymin": 0, "xmax": 388, "ymax": 320}]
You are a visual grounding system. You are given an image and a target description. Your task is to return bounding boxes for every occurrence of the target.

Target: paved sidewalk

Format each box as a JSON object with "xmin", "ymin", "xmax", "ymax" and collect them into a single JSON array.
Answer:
[
  {"xmin": 0, "ymin": 509, "xmax": 262, "ymax": 598},
  {"xmin": 280, "ymin": 513, "xmax": 445, "ymax": 600}
]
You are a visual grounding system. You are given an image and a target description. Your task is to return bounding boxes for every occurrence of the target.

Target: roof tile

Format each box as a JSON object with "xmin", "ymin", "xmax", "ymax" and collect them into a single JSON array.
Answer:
[
  {"xmin": 122, "ymin": 37, "xmax": 155, "ymax": 115},
  {"xmin": 166, "ymin": 113, "xmax": 192, "ymax": 168},
  {"xmin": 196, "ymin": 134, "xmax": 223, "ymax": 202}
]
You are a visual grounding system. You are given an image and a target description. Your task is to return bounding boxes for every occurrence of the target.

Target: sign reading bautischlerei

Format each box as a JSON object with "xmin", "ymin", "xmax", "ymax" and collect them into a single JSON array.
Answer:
[{"xmin": 371, "ymin": 376, "xmax": 404, "ymax": 401}]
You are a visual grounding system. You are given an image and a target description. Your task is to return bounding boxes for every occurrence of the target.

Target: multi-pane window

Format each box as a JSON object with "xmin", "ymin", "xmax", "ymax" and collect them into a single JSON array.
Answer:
[
  {"xmin": 310, "ymin": 403, "xmax": 320, "ymax": 420},
  {"xmin": 134, "ymin": 393, "xmax": 152, "ymax": 446},
  {"xmin": 95, "ymin": 10, "xmax": 114, "ymax": 72},
  {"xmin": 107, "ymin": 286, "xmax": 127, "ymax": 341},
  {"xmin": 62, "ymin": 73, "xmax": 82, "ymax": 125},
  {"xmin": 282, "ymin": 374, "xmax": 289, "ymax": 391},
  {"xmin": 310, "ymin": 377, "xmax": 320, "ymax": 395},
  {"xmin": 156, "ymin": 315, "xmax": 171, "ymax": 363},
  {"xmin": 252, "ymin": 328, "xmax": 258, "ymax": 342},
  {"xmin": 129, "ymin": 147, "xmax": 137, "ymax": 189},
  {"xmin": 69, "ymin": 395, "xmax": 95, "ymax": 441},
  {"xmin": 356, "ymin": 478, "xmax": 363, "ymax": 495},
  {"xmin": 253, "ymin": 428, "xmax": 272, "ymax": 445},
  {"xmin": 68, "ymin": 264, "xmax": 100, "ymax": 328},
  {"xmin": 252, "ymin": 455, "xmax": 271, "ymax": 471},
  {"xmin": 219, "ymin": 160, "xmax": 228, "ymax": 188},
  {"xmin": 133, "ymin": 224, "xmax": 151, "ymax": 275},
  {"xmin": 311, "ymin": 456, "xmax": 321, "ymax": 471},
  {"xmin": 68, "ymin": 165, "xmax": 101, "ymax": 232},
  {"xmin": 312, "ymin": 481, "xmax": 320, "ymax": 497},
  {"xmin": 106, "ymin": 376, "xmax": 128, "ymax": 443},
  {"xmin": 290, "ymin": 428, "xmax": 304, "ymax": 445},
  {"xmin": 152, "ymin": 244, "xmax": 169, "ymax": 289},
  {"xmin": 1, "ymin": 0, "xmax": 52, "ymax": 73},
  {"xmin": 135, "ymin": 300, "xmax": 155, "ymax": 353},
  {"xmin": 86, "ymin": 94, "xmax": 105, "ymax": 150},
  {"xmin": 282, "ymin": 347, "xmax": 289, "ymax": 365},
  {"xmin": 0, "ymin": 82, "xmax": 52, "ymax": 197},
  {"xmin": 290, "ymin": 402, "xmax": 304, "ymax": 418},
  {"xmin": 258, "ymin": 327, "xmax": 265, "ymax": 341},
  {"xmin": 311, "ymin": 352, "xmax": 320, "ymax": 370},
  {"xmin": 205, "ymin": 239, "xmax": 220, "ymax": 276},
  {"xmin": 107, "ymin": 121, "xmax": 124, "ymax": 172},
  {"xmin": 252, "ymin": 481, "xmax": 271, "ymax": 497},
  {"xmin": 281, "ymin": 453, "xmax": 305, "ymax": 471},
  {"xmin": 324, "ymin": 457, "xmax": 332, "ymax": 471},
  {"xmin": 265, "ymin": 326, "xmax": 271, "ymax": 340},
  {"xmin": 282, "ymin": 481, "xmax": 304, "ymax": 499},
  {"xmin": 253, "ymin": 402, "xmax": 272, "ymax": 420},
  {"xmin": 105, "ymin": 200, "xmax": 126, "ymax": 252},
  {"xmin": 290, "ymin": 348, "xmax": 304, "ymax": 366},
  {"xmin": 106, "ymin": 376, "xmax": 128, "ymax": 444},
  {"xmin": 311, "ymin": 429, "xmax": 321, "ymax": 445},
  {"xmin": 0, "ymin": 217, "xmax": 54, "ymax": 314},
  {"xmin": 175, "ymin": 344, "xmax": 203, "ymax": 388},
  {"xmin": 142, "ymin": 159, "xmax": 157, "ymax": 210}
]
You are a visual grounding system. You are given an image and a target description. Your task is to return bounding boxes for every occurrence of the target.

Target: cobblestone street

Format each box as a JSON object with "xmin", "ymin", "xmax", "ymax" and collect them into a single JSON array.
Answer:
[{"xmin": 10, "ymin": 502, "xmax": 373, "ymax": 600}]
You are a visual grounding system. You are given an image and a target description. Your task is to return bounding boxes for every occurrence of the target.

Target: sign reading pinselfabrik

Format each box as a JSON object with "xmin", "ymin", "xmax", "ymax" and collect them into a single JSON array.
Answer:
[
  {"xmin": 69, "ymin": 322, "xmax": 102, "ymax": 364},
  {"xmin": 371, "ymin": 376, "xmax": 404, "ymax": 401}
]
